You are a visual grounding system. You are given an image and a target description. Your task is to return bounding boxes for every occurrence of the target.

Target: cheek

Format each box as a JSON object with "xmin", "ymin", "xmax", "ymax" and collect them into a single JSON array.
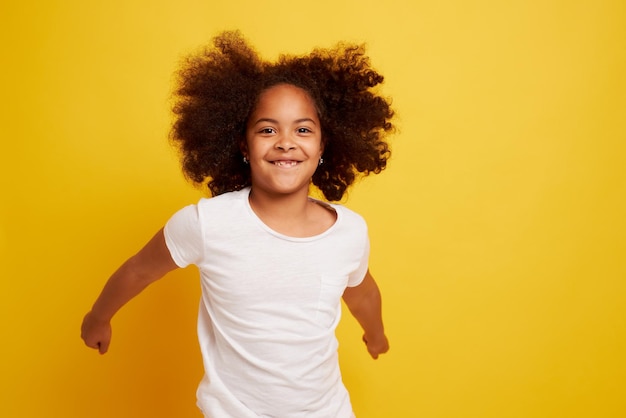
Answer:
[
  {"xmin": 245, "ymin": 138, "xmax": 265, "ymax": 157},
  {"xmin": 305, "ymin": 144, "xmax": 323, "ymax": 159}
]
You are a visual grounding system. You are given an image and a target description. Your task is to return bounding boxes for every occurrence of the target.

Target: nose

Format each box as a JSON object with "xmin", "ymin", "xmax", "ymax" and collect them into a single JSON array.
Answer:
[{"xmin": 275, "ymin": 134, "xmax": 296, "ymax": 151}]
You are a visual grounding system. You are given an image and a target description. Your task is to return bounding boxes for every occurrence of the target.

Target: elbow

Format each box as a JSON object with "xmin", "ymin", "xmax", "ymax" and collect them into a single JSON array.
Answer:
[{"xmin": 120, "ymin": 256, "xmax": 157, "ymax": 289}]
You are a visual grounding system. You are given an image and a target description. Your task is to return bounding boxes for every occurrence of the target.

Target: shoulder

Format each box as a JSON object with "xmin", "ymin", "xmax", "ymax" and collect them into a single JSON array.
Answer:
[
  {"xmin": 328, "ymin": 203, "xmax": 368, "ymax": 239},
  {"xmin": 168, "ymin": 188, "xmax": 249, "ymax": 227},
  {"xmin": 196, "ymin": 188, "xmax": 250, "ymax": 211},
  {"xmin": 332, "ymin": 203, "xmax": 366, "ymax": 226}
]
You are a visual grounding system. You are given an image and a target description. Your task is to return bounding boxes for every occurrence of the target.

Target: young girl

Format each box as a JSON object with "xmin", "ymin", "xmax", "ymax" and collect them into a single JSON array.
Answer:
[{"xmin": 81, "ymin": 31, "xmax": 394, "ymax": 417}]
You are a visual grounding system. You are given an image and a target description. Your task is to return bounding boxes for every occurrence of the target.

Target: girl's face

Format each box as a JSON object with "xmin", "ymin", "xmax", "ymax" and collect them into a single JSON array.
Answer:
[{"xmin": 244, "ymin": 84, "xmax": 323, "ymax": 198}]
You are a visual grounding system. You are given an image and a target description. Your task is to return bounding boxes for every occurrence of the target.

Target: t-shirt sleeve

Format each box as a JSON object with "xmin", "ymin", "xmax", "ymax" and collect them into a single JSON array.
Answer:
[
  {"xmin": 347, "ymin": 226, "xmax": 370, "ymax": 288},
  {"xmin": 163, "ymin": 204, "xmax": 204, "ymax": 268}
]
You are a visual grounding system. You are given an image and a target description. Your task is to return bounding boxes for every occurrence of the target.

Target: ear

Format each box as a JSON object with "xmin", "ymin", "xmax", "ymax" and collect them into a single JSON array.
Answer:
[{"xmin": 239, "ymin": 138, "xmax": 249, "ymax": 159}]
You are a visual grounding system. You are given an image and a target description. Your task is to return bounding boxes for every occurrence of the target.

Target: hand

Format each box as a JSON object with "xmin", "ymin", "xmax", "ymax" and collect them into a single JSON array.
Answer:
[
  {"xmin": 363, "ymin": 333, "xmax": 389, "ymax": 359},
  {"xmin": 81, "ymin": 311, "xmax": 112, "ymax": 354}
]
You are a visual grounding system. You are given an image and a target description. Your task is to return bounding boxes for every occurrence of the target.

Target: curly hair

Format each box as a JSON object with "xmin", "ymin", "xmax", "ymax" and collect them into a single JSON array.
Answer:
[{"xmin": 171, "ymin": 30, "xmax": 394, "ymax": 201}]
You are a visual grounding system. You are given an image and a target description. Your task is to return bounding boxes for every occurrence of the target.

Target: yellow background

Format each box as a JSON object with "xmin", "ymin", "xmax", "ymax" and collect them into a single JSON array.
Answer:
[{"xmin": 1, "ymin": 0, "xmax": 625, "ymax": 417}]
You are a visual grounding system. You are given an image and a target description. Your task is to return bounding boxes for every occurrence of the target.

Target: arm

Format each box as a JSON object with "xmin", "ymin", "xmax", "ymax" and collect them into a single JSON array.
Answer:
[
  {"xmin": 342, "ymin": 269, "xmax": 389, "ymax": 359},
  {"xmin": 81, "ymin": 228, "xmax": 179, "ymax": 354}
]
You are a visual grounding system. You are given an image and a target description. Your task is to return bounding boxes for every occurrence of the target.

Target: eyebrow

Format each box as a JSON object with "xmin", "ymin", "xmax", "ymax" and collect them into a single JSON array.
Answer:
[{"xmin": 252, "ymin": 118, "xmax": 318, "ymax": 126}]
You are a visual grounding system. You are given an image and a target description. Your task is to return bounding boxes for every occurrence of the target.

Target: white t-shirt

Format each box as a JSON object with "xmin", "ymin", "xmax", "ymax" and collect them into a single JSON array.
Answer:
[{"xmin": 164, "ymin": 188, "xmax": 369, "ymax": 418}]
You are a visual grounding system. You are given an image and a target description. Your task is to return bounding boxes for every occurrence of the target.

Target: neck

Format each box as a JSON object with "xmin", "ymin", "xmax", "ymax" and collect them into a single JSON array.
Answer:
[
  {"xmin": 247, "ymin": 186, "xmax": 337, "ymax": 238},
  {"xmin": 248, "ymin": 187, "xmax": 321, "ymax": 237},
  {"xmin": 248, "ymin": 187, "xmax": 310, "ymax": 219}
]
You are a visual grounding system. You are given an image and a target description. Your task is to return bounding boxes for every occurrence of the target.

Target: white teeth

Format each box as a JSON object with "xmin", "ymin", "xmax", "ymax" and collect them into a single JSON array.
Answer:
[{"xmin": 274, "ymin": 161, "xmax": 298, "ymax": 167}]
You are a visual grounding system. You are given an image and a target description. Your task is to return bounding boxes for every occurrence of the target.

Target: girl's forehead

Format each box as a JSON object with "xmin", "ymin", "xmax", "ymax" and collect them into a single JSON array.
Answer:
[
  {"xmin": 258, "ymin": 83, "xmax": 313, "ymax": 101},
  {"xmin": 252, "ymin": 84, "xmax": 319, "ymax": 116}
]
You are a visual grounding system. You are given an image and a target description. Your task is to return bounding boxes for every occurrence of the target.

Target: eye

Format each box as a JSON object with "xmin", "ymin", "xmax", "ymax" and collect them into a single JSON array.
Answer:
[
  {"xmin": 297, "ymin": 127, "xmax": 313, "ymax": 134},
  {"xmin": 258, "ymin": 127, "xmax": 276, "ymax": 134}
]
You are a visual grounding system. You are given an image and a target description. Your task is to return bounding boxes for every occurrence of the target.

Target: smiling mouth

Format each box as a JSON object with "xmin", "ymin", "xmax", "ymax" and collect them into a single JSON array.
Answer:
[{"xmin": 272, "ymin": 160, "xmax": 300, "ymax": 167}]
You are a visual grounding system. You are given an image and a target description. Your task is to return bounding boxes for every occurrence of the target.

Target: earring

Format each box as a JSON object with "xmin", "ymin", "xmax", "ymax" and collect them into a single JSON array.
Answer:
[
  {"xmin": 243, "ymin": 156, "xmax": 249, "ymax": 164},
  {"xmin": 318, "ymin": 157, "xmax": 324, "ymax": 166}
]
